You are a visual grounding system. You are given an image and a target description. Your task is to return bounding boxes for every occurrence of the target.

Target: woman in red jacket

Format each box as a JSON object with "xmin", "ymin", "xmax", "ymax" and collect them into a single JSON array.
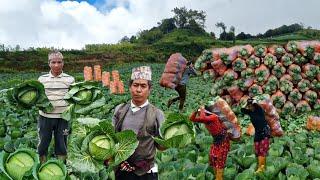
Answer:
[{"xmin": 190, "ymin": 106, "xmax": 230, "ymax": 180}]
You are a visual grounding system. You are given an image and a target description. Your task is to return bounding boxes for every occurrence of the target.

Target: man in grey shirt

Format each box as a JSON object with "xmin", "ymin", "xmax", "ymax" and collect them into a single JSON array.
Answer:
[
  {"xmin": 167, "ymin": 61, "xmax": 197, "ymax": 111},
  {"xmin": 38, "ymin": 51, "xmax": 75, "ymax": 164},
  {"xmin": 112, "ymin": 66, "xmax": 165, "ymax": 180}
]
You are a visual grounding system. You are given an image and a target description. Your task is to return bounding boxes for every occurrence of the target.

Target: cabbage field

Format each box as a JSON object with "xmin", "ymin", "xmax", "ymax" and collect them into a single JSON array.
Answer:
[{"xmin": 0, "ymin": 43, "xmax": 319, "ymax": 180}]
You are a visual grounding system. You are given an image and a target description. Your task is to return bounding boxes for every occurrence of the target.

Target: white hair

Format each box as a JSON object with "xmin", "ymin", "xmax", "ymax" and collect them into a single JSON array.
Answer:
[{"xmin": 48, "ymin": 51, "xmax": 63, "ymax": 64}]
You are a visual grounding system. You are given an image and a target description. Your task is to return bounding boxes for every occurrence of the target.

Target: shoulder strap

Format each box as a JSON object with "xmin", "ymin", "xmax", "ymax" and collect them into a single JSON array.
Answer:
[{"xmin": 114, "ymin": 102, "xmax": 130, "ymax": 132}]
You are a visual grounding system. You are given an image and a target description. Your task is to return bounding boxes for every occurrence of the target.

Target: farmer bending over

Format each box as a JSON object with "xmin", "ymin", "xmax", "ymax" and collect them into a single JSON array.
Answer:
[
  {"xmin": 241, "ymin": 98, "xmax": 271, "ymax": 173},
  {"xmin": 190, "ymin": 106, "xmax": 231, "ymax": 180}
]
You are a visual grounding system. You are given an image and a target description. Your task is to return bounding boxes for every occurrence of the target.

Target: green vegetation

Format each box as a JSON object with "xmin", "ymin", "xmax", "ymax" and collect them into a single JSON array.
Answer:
[
  {"xmin": 0, "ymin": 6, "xmax": 320, "ymax": 179},
  {"xmin": 154, "ymin": 113, "xmax": 195, "ymax": 149},
  {"xmin": 62, "ymin": 81, "xmax": 107, "ymax": 121},
  {"xmin": 68, "ymin": 118, "xmax": 138, "ymax": 177},
  {"xmin": 0, "ymin": 62, "xmax": 319, "ymax": 179}
]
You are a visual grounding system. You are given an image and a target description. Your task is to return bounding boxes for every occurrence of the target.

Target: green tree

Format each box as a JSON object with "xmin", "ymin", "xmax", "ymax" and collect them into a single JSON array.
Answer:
[
  {"xmin": 236, "ymin": 32, "xmax": 253, "ymax": 40},
  {"xmin": 185, "ymin": 19, "xmax": 206, "ymax": 34},
  {"xmin": 219, "ymin": 31, "xmax": 227, "ymax": 40},
  {"xmin": 138, "ymin": 28, "xmax": 163, "ymax": 44},
  {"xmin": 216, "ymin": 22, "xmax": 227, "ymax": 40},
  {"xmin": 210, "ymin": 32, "xmax": 216, "ymax": 39},
  {"xmin": 172, "ymin": 7, "xmax": 206, "ymax": 30},
  {"xmin": 230, "ymin": 26, "xmax": 236, "ymax": 44},
  {"xmin": 15, "ymin": 45, "xmax": 21, "ymax": 51},
  {"xmin": 158, "ymin": 18, "xmax": 176, "ymax": 34},
  {"xmin": 129, "ymin": 35, "xmax": 137, "ymax": 43},
  {"xmin": 0, "ymin": 44, "xmax": 5, "ymax": 51},
  {"xmin": 119, "ymin": 36, "xmax": 130, "ymax": 43},
  {"xmin": 215, "ymin": 22, "xmax": 226, "ymax": 34},
  {"xmin": 263, "ymin": 23, "xmax": 303, "ymax": 38}
]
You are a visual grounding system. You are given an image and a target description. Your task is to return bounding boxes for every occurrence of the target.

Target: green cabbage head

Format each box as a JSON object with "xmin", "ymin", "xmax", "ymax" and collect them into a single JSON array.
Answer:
[
  {"xmin": 62, "ymin": 81, "xmax": 106, "ymax": 121},
  {"xmin": 75, "ymin": 89, "xmax": 93, "ymax": 105},
  {"xmin": 6, "ymin": 80, "xmax": 53, "ymax": 112},
  {"xmin": 89, "ymin": 134, "xmax": 115, "ymax": 161},
  {"xmin": 68, "ymin": 120, "xmax": 138, "ymax": 174},
  {"xmin": 164, "ymin": 123, "xmax": 191, "ymax": 140},
  {"xmin": 154, "ymin": 113, "xmax": 195, "ymax": 148},
  {"xmin": 38, "ymin": 162, "xmax": 64, "ymax": 180},
  {"xmin": 5, "ymin": 152, "xmax": 35, "ymax": 180},
  {"xmin": 19, "ymin": 89, "xmax": 38, "ymax": 105}
]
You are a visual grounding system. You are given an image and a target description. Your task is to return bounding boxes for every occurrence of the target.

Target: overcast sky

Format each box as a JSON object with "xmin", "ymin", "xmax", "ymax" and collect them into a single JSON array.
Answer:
[{"xmin": 0, "ymin": 0, "xmax": 319, "ymax": 49}]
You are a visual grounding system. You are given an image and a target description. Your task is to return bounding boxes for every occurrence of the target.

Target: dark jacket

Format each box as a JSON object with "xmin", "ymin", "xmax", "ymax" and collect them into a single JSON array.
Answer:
[{"xmin": 241, "ymin": 103, "xmax": 270, "ymax": 141}]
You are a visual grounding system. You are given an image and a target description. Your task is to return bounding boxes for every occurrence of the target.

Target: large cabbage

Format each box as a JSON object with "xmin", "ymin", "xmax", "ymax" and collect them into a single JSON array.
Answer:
[
  {"xmin": 154, "ymin": 113, "xmax": 195, "ymax": 148},
  {"xmin": 164, "ymin": 123, "xmax": 191, "ymax": 140},
  {"xmin": 0, "ymin": 148, "xmax": 39, "ymax": 180},
  {"xmin": 307, "ymin": 160, "xmax": 320, "ymax": 179},
  {"xmin": 88, "ymin": 134, "xmax": 115, "ymax": 161},
  {"xmin": 224, "ymin": 167, "xmax": 237, "ymax": 180},
  {"xmin": 235, "ymin": 168, "xmax": 255, "ymax": 180},
  {"xmin": 19, "ymin": 90, "xmax": 37, "ymax": 105},
  {"xmin": 285, "ymin": 163, "xmax": 309, "ymax": 179},
  {"xmin": 33, "ymin": 160, "xmax": 67, "ymax": 180},
  {"xmin": 6, "ymin": 80, "xmax": 53, "ymax": 112},
  {"xmin": 68, "ymin": 117, "xmax": 138, "ymax": 174},
  {"xmin": 62, "ymin": 81, "xmax": 106, "ymax": 121},
  {"xmin": 257, "ymin": 157, "xmax": 289, "ymax": 179},
  {"xmin": 75, "ymin": 89, "xmax": 93, "ymax": 105}
]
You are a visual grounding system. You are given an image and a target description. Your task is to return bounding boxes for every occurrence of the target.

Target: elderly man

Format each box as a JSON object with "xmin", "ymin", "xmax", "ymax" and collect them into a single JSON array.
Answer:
[
  {"xmin": 38, "ymin": 51, "xmax": 75, "ymax": 164},
  {"xmin": 112, "ymin": 66, "xmax": 165, "ymax": 180}
]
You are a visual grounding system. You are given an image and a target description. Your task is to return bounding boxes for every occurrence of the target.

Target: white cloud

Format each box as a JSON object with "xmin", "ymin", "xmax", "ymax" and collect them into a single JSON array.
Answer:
[{"xmin": 0, "ymin": 0, "xmax": 319, "ymax": 49}]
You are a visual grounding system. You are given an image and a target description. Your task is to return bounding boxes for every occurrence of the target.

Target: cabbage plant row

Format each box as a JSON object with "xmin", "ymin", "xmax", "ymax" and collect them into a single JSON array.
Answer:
[{"xmin": 0, "ymin": 63, "xmax": 319, "ymax": 179}]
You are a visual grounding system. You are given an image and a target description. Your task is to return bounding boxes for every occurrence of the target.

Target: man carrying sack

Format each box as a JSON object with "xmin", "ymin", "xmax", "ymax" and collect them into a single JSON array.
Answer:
[{"xmin": 160, "ymin": 53, "xmax": 197, "ymax": 111}]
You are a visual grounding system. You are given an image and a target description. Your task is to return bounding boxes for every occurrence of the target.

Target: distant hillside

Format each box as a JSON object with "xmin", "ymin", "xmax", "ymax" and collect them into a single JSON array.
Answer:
[
  {"xmin": 1, "ymin": 28, "xmax": 319, "ymax": 73},
  {"xmin": 245, "ymin": 29, "xmax": 320, "ymax": 42}
]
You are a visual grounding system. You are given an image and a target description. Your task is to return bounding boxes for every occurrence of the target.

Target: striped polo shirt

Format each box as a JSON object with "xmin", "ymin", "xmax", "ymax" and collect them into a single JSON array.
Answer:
[{"xmin": 38, "ymin": 71, "xmax": 75, "ymax": 118}]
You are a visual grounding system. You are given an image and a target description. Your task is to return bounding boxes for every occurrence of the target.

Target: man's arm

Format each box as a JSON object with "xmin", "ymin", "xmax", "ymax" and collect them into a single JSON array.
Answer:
[
  {"xmin": 70, "ymin": 76, "xmax": 75, "ymax": 84},
  {"xmin": 112, "ymin": 104, "xmax": 122, "ymax": 126}
]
